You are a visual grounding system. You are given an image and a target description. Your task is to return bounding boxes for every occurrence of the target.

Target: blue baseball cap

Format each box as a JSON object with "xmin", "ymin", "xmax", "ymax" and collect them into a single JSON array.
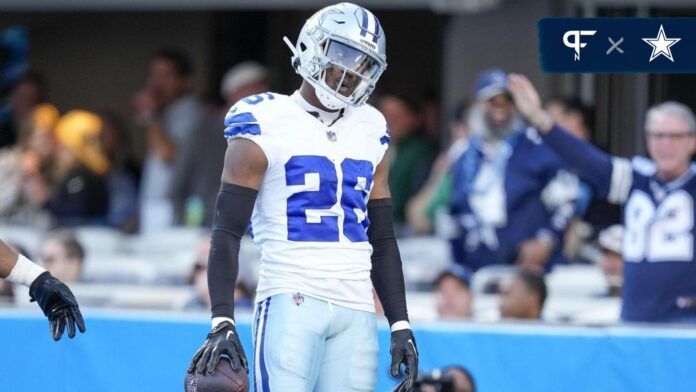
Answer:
[
  {"xmin": 434, "ymin": 264, "xmax": 473, "ymax": 289},
  {"xmin": 474, "ymin": 68, "xmax": 509, "ymax": 101}
]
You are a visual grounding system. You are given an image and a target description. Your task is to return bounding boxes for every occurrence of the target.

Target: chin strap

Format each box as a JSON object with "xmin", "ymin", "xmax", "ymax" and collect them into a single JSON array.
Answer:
[{"xmin": 316, "ymin": 87, "xmax": 348, "ymax": 110}]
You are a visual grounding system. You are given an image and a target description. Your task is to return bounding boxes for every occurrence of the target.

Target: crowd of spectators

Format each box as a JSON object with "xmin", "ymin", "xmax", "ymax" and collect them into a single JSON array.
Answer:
[
  {"xmin": 0, "ymin": 49, "xmax": 273, "ymax": 232},
  {"xmin": 0, "ymin": 74, "xmax": 135, "ymax": 229},
  {"xmin": 0, "ymin": 49, "xmax": 272, "ymax": 312},
  {"xmin": 3, "ymin": 44, "xmax": 695, "ymax": 334}
]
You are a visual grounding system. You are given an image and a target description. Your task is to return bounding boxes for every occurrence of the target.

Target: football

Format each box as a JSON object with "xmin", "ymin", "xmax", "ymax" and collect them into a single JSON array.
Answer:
[{"xmin": 184, "ymin": 358, "xmax": 249, "ymax": 392}]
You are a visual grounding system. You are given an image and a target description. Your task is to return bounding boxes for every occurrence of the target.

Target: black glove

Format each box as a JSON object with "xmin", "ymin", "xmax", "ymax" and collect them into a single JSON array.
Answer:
[
  {"xmin": 29, "ymin": 271, "xmax": 86, "ymax": 341},
  {"xmin": 390, "ymin": 329, "xmax": 418, "ymax": 391},
  {"xmin": 188, "ymin": 320, "xmax": 248, "ymax": 375}
]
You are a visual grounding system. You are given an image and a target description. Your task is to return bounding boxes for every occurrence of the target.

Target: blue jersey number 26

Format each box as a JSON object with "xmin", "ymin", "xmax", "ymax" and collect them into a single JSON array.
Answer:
[{"xmin": 285, "ymin": 155, "xmax": 373, "ymax": 242}]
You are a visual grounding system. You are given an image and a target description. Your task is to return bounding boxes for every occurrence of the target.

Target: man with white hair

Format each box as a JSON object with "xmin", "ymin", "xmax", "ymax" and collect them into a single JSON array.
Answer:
[
  {"xmin": 170, "ymin": 62, "xmax": 270, "ymax": 225},
  {"xmin": 509, "ymin": 73, "xmax": 696, "ymax": 323}
]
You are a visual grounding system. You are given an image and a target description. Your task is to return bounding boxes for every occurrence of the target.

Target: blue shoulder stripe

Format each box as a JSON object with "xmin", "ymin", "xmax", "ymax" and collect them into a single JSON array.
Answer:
[
  {"xmin": 224, "ymin": 123, "xmax": 261, "ymax": 137},
  {"xmin": 225, "ymin": 111, "xmax": 258, "ymax": 126},
  {"xmin": 224, "ymin": 111, "xmax": 260, "ymax": 137},
  {"xmin": 380, "ymin": 127, "xmax": 391, "ymax": 145}
]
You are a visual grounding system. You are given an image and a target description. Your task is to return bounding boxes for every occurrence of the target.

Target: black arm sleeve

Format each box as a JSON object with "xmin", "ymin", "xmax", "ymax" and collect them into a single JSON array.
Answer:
[
  {"xmin": 367, "ymin": 198, "xmax": 409, "ymax": 326},
  {"xmin": 208, "ymin": 182, "xmax": 258, "ymax": 319}
]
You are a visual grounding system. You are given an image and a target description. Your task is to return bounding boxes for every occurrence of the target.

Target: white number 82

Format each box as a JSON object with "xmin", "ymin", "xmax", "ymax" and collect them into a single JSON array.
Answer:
[{"xmin": 623, "ymin": 190, "xmax": 694, "ymax": 262}]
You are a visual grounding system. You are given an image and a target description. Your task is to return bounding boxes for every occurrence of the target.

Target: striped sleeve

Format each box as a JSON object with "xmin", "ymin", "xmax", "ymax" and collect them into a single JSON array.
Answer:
[
  {"xmin": 607, "ymin": 157, "xmax": 634, "ymax": 204},
  {"xmin": 222, "ymin": 102, "xmax": 274, "ymax": 166},
  {"xmin": 224, "ymin": 110, "xmax": 261, "ymax": 139},
  {"xmin": 380, "ymin": 126, "xmax": 391, "ymax": 145}
]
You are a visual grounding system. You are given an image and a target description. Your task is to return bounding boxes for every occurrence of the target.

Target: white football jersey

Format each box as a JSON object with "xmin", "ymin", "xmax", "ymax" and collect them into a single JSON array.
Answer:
[{"xmin": 223, "ymin": 91, "xmax": 390, "ymax": 312}]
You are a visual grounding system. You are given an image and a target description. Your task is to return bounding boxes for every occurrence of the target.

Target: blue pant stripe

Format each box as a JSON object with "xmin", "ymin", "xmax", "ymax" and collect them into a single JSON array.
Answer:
[
  {"xmin": 259, "ymin": 297, "xmax": 272, "ymax": 392},
  {"xmin": 253, "ymin": 301, "xmax": 262, "ymax": 392}
]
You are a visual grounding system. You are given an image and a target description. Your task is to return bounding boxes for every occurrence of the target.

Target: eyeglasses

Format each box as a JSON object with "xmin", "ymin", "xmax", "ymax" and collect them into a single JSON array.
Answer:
[{"xmin": 646, "ymin": 131, "xmax": 694, "ymax": 140}]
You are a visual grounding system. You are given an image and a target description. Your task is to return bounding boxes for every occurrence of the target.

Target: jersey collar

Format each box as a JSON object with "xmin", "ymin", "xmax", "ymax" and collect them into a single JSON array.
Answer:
[
  {"xmin": 291, "ymin": 91, "xmax": 344, "ymax": 126},
  {"xmin": 650, "ymin": 164, "xmax": 696, "ymax": 197}
]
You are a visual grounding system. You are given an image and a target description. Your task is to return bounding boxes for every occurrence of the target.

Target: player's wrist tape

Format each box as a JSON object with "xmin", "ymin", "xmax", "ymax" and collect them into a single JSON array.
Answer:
[
  {"xmin": 6, "ymin": 254, "xmax": 46, "ymax": 287},
  {"xmin": 390, "ymin": 320, "xmax": 411, "ymax": 332},
  {"xmin": 212, "ymin": 317, "xmax": 235, "ymax": 329}
]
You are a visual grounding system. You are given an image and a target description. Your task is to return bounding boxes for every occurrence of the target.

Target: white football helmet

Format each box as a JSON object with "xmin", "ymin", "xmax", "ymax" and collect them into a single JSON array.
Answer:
[{"xmin": 283, "ymin": 2, "xmax": 387, "ymax": 109}]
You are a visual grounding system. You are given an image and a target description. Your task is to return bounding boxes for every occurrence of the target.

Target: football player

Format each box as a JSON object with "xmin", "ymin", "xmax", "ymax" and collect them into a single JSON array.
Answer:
[
  {"xmin": 187, "ymin": 3, "xmax": 418, "ymax": 391},
  {"xmin": 0, "ymin": 238, "xmax": 85, "ymax": 340},
  {"xmin": 509, "ymin": 73, "xmax": 696, "ymax": 323}
]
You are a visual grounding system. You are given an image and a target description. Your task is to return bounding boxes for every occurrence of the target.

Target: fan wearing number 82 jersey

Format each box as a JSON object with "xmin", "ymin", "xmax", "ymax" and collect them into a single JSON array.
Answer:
[
  {"xmin": 535, "ymin": 100, "xmax": 696, "ymax": 323},
  {"xmin": 509, "ymin": 74, "xmax": 696, "ymax": 323}
]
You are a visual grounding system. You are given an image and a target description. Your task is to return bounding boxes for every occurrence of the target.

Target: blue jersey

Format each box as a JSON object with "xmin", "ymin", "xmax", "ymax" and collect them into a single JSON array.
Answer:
[
  {"xmin": 448, "ymin": 127, "xmax": 581, "ymax": 272},
  {"xmin": 544, "ymin": 125, "xmax": 696, "ymax": 322}
]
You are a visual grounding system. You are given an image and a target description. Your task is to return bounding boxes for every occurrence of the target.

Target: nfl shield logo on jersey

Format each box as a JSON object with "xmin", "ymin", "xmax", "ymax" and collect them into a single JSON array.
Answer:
[
  {"xmin": 293, "ymin": 292, "xmax": 305, "ymax": 306},
  {"xmin": 326, "ymin": 130, "xmax": 337, "ymax": 142}
]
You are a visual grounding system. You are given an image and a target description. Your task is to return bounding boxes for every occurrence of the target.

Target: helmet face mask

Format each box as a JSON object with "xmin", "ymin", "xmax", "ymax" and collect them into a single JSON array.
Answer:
[
  {"xmin": 321, "ymin": 39, "xmax": 382, "ymax": 98},
  {"xmin": 284, "ymin": 3, "xmax": 387, "ymax": 109}
]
